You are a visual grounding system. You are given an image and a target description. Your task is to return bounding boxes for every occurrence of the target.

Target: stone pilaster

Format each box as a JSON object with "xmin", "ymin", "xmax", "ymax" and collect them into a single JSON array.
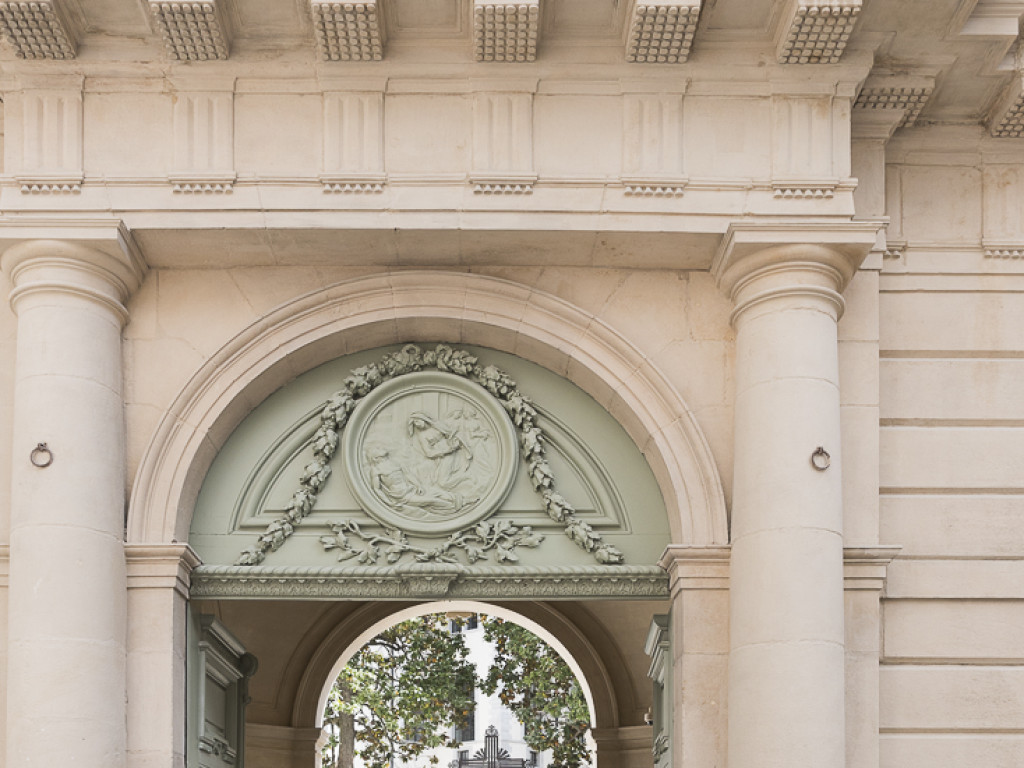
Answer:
[
  {"xmin": 125, "ymin": 544, "xmax": 201, "ymax": 768},
  {"xmin": 660, "ymin": 546, "xmax": 731, "ymax": 768},
  {"xmin": 712, "ymin": 223, "xmax": 877, "ymax": 768},
  {"xmin": 247, "ymin": 724, "xmax": 322, "ymax": 768},
  {"xmin": 2, "ymin": 237, "xmax": 142, "ymax": 768}
]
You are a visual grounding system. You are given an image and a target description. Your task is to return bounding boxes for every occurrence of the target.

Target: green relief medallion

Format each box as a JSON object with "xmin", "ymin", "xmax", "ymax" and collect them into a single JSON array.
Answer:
[{"xmin": 344, "ymin": 372, "xmax": 519, "ymax": 536}]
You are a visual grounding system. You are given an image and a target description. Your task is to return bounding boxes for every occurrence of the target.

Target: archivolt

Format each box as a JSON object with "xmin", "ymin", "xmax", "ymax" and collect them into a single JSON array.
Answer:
[{"xmin": 127, "ymin": 271, "xmax": 727, "ymax": 546}]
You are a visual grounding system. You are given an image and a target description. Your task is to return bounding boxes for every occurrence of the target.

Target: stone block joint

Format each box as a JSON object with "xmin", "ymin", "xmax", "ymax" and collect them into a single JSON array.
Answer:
[{"xmin": 0, "ymin": 0, "xmax": 78, "ymax": 59}]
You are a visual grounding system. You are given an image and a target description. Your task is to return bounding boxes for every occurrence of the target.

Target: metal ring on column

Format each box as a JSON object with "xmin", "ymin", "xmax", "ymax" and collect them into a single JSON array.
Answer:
[
  {"xmin": 30, "ymin": 442, "xmax": 54, "ymax": 468},
  {"xmin": 810, "ymin": 446, "xmax": 830, "ymax": 471}
]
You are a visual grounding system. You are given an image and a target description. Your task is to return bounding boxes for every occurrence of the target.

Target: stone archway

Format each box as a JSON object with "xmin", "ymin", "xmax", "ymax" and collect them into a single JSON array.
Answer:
[
  {"xmin": 125, "ymin": 270, "xmax": 729, "ymax": 768},
  {"xmin": 128, "ymin": 270, "xmax": 727, "ymax": 548}
]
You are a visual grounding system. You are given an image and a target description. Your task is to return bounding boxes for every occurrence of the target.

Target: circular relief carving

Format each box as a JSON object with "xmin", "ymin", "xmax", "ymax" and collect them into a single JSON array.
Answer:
[{"xmin": 344, "ymin": 371, "xmax": 519, "ymax": 536}]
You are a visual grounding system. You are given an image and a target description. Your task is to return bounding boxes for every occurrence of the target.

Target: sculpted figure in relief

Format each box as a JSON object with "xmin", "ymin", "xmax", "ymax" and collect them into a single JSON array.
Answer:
[{"xmin": 362, "ymin": 406, "xmax": 496, "ymax": 518}]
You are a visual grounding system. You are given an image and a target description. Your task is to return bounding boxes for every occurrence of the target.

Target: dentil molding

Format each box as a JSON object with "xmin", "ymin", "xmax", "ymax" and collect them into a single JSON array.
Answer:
[
  {"xmin": 625, "ymin": 0, "xmax": 702, "ymax": 64},
  {"xmin": 777, "ymin": 0, "xmax": 861, "ymax": 64},
  {"xmin": 311, "ymin": 0, "xmax": 385, "ymax": 62},
  {"xmin": 0, "ymin": 0, "xmax": 79, "ymax": 59},
  {"xmin": 473, "ymin": 0, "xmax": 539, "ymax": 62},
  {"xmin": 990, "ymin": 66, "xmax": 1024, "ymax": 138},
  {"xmin": 148, "ymin": 0, "xmax": 233, "ymax": 61}
]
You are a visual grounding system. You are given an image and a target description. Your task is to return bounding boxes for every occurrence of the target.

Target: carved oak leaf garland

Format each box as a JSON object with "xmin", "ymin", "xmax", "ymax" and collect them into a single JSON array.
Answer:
[{"xmin": 235, "ymin": 344, "xmax": 625, "ymax": 567}]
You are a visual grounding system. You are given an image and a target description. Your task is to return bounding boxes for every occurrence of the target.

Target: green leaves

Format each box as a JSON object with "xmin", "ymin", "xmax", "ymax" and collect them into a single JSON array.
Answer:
[
  {"xmin": 322, "ymin": 614, "xmax": 476, "ymax": 768},
  {"xmin": 323, "ymin": 614, "xmax": 592, "ymax": 768},
  {"xmin": 479, "ymin": 617, "xmax": 591, "ymax": 768}
]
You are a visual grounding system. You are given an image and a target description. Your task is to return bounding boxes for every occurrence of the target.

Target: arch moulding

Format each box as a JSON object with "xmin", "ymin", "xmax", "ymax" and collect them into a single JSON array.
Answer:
[{"xmin": 127, "ymin": 271, "xmax": 728, "ymax": 549}]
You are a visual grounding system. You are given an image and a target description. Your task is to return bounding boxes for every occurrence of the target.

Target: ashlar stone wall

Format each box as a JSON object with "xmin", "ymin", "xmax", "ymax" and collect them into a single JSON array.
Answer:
[{"xmin": 878, "ymin": 127, "xmax": 1024, "ymax": 768}]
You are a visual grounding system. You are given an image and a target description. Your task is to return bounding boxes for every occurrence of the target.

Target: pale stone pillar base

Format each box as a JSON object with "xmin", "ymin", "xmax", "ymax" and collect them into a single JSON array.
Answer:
[
  {"xmin": 247, "ymin": 724, "xmax": 323, "ymax": 768},
  {"xmin": 844, "ymin": 547, "xmax": 900, "ymax": 768},
  {"xmin": 591, "ymin": 726, "xmax": 654, "ymax": 768}
]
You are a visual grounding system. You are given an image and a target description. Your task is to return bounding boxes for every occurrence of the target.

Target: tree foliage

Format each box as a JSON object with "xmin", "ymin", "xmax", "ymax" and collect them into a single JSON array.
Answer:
[
  {"xmin": 478, "ymin": 617, "xmax": 590, "ymax": 768},
  {"xmin": 322, "ymin": 613, "xmax": 591, "ymax": 768},
  {"xmin": 322, "ymin": 613, "xmax": 476, "ymax": 768}
]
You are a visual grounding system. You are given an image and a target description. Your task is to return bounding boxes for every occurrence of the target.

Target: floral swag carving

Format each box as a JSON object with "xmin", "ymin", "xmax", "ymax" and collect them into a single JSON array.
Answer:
[{"xmin": 236, "ymin": 344, "xmax": 625, "ymax": 567}]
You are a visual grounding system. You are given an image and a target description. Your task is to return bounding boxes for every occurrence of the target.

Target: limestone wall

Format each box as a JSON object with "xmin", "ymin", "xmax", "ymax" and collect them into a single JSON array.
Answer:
[
  {"xmin": 878, "ymin": 128, "xmax": 1024, "ymax": 768},
  {"xmin": 122, "ymin": 265, "xmax": 737, "ymax": 506}
]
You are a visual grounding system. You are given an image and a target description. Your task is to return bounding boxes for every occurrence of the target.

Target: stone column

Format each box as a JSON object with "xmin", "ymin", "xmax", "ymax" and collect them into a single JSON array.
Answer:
[
  {"xmin": 713, "ymin": 225, "xmax": 876, "ymax": 768},
  {"xmin": 3, "ymin": 239, "xmax": 141, "ymax": 768}
]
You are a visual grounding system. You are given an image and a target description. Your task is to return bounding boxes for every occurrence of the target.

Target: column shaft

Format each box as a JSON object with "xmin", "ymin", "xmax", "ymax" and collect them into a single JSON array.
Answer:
[
  {"xmin": 726, "ymin": 260, "xmax": 847, "ymax": 768},
  {"xmin": 5, "ymin": 250, "xmax": 131, "ymax": 768}
]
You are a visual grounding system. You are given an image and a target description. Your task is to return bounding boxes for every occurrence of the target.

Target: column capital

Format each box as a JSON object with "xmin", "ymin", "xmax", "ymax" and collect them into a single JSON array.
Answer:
[
  {"xmin": 659, "ymin": 545, "xmax": 731, "ymax": 596},
  {"xmin": 842, "ymin": 545, "xmax": 901, "ymax": 592},
  {"xmin": 0, "ymin": 221, "xmax": 146, "ymax": 322},
  {"xmin": 712, "ymin": 221, "xmax": 882, "ymax": 324},
  {"xmin": 125, "ymin": 543, "xmax": 202, "ymax": 598}
]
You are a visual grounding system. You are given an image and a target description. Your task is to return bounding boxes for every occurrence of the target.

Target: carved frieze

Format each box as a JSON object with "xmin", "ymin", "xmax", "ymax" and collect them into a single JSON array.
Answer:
[
  {"xmin": 771, "ymin": 183, "xmax": 835, "ymax": 199},
  {"xmin": 191, "ymin": 564, "xmax": 670, "ymax": 600},
  {"xmin": 625, "ymin": 0, "xmax": 701, "ymax": 64},
  {"xmin": 170, "ymin": 88, "xmax": 236, "ymax": 193},
  {"xmin": 321, "ymin": 90, "xmax": 386, "ymax": 193},
  {"xmin": 882, "ymin": 240, "xmax": 905, "ymax": 260},
  {"xmin": 777, "ymin": 0, "xmax": 861, "ymax": 65},
  {"xmin": 621, "ymin": 91, "xmax": 687, "ymax": 196},
  {"xmin": 471, "ymin": 90, "xmax": 536, "ymax": 195},
  {"xmin": 770, "ymin": 95, "xmax": 839, "ymax": 199},
  {"xmin": 0, "ymin": 0, "xmax": 78, "ymax": 59},
  {"xmin": 12, "ymin": 81, "xmax": 84, "ymax": 194}
]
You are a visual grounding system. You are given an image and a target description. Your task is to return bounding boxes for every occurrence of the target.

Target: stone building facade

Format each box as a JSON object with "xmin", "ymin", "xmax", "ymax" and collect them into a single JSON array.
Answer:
[{"xmin": 0, "ymin": 2, "xmax": 1022, "ymax": 768}]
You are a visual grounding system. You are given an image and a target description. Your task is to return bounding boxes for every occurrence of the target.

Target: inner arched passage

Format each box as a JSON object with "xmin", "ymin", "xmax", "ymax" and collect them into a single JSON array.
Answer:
[
  {"xmin": 314, "ymin": 601, "xmax": 599, "ymax": 731},
  {"xmin": 315, "ymin": 602, "xmax": 598, "ymax": 768},
  {"xmin": 193, "ymin": 598, "xmax": 668, "ymax": 768}
]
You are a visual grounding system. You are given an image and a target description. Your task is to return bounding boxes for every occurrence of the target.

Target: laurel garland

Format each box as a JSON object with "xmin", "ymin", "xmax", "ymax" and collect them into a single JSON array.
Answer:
[
  {"xmin": 319, "ymin": 519, "xmax": 545, "ymax": 565},
  {"xmin": 236, "ymin": 344, "xmax": 625, "ymax": 567}
]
